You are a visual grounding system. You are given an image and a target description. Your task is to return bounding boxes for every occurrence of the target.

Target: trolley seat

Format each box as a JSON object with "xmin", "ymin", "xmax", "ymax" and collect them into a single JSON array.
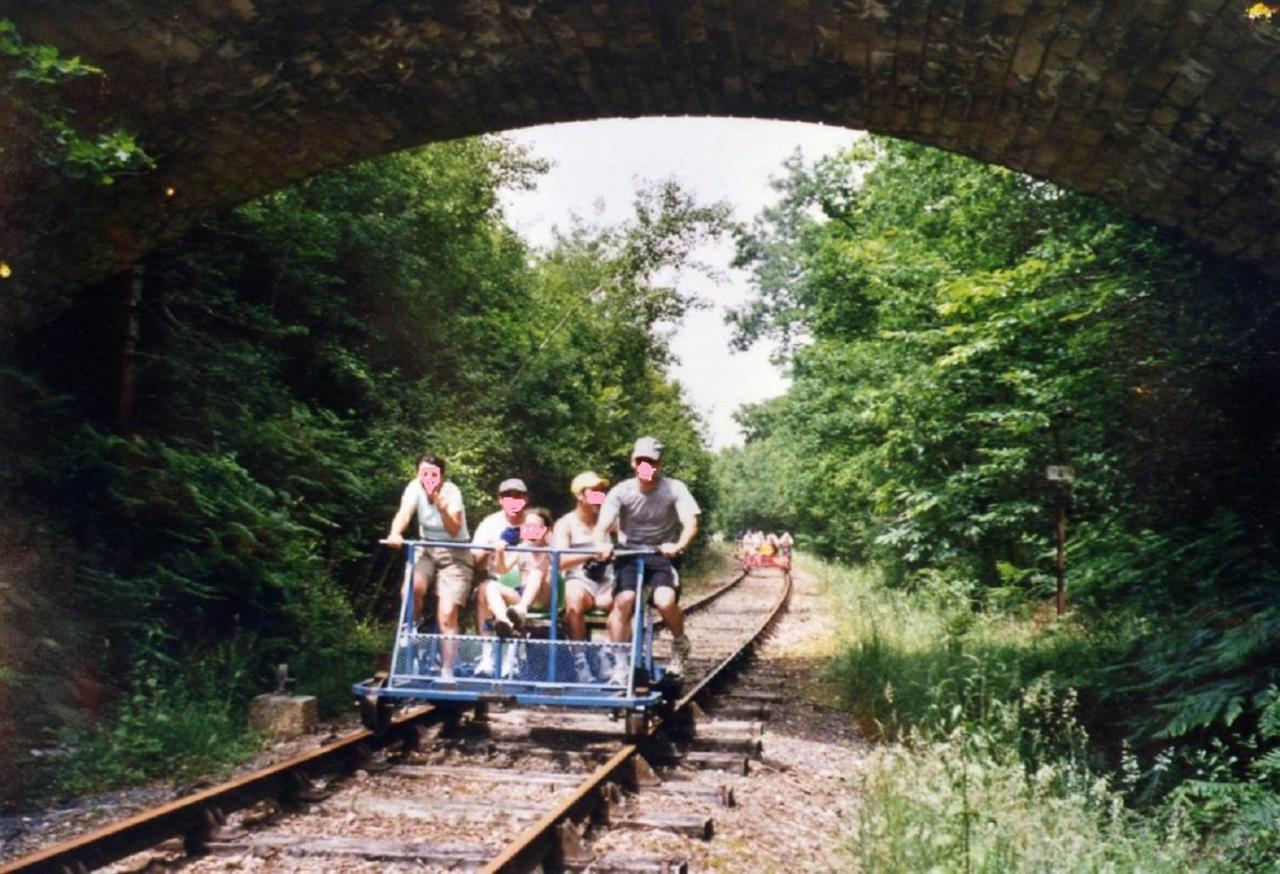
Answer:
[{"xmin": 496, "ymin": 569, "xmax": 610, "ymax": 638}]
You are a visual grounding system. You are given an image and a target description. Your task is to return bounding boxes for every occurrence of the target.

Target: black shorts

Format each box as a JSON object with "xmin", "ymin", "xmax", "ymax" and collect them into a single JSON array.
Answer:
[{"xmin": 614, "ymin": 554, "xmax": 680, "ymax": 602}]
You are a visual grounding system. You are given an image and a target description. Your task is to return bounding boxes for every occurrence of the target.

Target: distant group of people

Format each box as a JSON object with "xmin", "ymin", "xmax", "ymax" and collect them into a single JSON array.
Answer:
[
  {"xmin": 735, "ymin": 529, "xmax": 793, "ymax": 568},
  {"xmin": 384, "ymin": 436, "xmax": 698, "ymax": 684}
]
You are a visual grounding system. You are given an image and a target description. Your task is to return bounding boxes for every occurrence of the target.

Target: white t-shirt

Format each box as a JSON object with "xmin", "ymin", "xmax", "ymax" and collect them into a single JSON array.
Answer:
[
  {"xmin": 401, "ymin": 479, "xmax": 468, "ymax": 542},
  {"xmin": 471, "ymin": 510, "xmax": 521, "ymax": 576}
]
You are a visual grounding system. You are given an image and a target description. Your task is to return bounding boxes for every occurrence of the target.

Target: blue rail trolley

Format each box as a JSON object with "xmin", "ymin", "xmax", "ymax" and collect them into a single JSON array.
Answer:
[{"xmin": 353, "ymin": 540, "xmax": 676, "ymax": 731}]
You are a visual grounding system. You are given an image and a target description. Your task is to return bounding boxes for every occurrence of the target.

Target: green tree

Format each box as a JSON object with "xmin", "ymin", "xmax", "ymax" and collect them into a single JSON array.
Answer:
[{"xmin": 722, "ymin": 137, "xmax": 1280, "ymax": 747}]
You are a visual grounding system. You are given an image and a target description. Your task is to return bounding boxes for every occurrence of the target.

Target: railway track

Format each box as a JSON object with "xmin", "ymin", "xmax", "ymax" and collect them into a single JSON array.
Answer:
[{"xmin": 3, "ymin": 565, "xmax": 791, "ymax": 874}]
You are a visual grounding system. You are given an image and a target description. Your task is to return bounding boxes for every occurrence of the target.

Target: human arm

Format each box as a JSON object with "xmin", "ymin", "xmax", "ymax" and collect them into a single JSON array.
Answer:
[
  {"xmin": 436, "ymin": 482, "xmax": 464, "ymax": 538},
  {"xmin": 471, "ymin": 514, "xmax": 496, "ymax": 569},
  {"xmin": 660, "ymin": 482, "xmax": 701, "ymax": 558},
  {"xmin": 385, "ymin": 483, "xmax": 418, "ymax": 547},
  {"xmin": 594, "ymin": 492, "xmax": 621, "ymax": 559},
  {"xmin": 661, "ymin": 514, "xmax": 698, "ymax": 558},
  {"xmin": 492, "ymin": 540, "xmax": 512, "ymax": 574}
]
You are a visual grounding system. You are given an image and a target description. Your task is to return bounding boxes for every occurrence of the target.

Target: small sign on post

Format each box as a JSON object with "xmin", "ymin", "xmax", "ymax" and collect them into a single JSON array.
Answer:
[{"xmin": 1046, "ymin": 465, "xmax": 1075, "ymax": 483}]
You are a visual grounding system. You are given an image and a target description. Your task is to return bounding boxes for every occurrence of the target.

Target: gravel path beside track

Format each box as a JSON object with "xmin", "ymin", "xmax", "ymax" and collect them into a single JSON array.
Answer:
[{"xmin": 624, "ymin": 562, "xmax": 870, "ymax": 872}]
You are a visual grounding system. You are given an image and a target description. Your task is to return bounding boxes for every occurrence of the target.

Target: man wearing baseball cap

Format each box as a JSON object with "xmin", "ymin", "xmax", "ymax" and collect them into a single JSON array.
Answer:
[{"xmin": 594, "ymin": 436, "xmax": 699, "ymax": 679}]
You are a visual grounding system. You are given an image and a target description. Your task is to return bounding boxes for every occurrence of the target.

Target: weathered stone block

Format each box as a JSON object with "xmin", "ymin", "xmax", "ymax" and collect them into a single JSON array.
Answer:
[{"xmin": 249, "ymin": 694, "xmax": 318, "ymax": 739}]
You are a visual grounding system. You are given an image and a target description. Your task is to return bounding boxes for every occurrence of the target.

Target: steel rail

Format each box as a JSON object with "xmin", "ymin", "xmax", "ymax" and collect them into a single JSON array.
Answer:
[
  {"xmin": 0, "ymin": 706, "xmax": 440, "ymax": 874},
  {"xmin": 678, "ymin": 569, "xmax": 792, "ymax": 710},
  {"xmin": 1, "ymin": 559, "xmax": 752, "ymax": 874},
  {"xmin": 481, "ymin": 567, "xmax": 792, "ymax": 874},
  {"xmin": 480, "ymin": 743, "xmax": 638, "ymax": 874}
]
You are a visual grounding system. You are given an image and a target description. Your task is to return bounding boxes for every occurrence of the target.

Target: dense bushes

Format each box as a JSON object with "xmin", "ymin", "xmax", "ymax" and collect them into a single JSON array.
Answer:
[
  {"xmin": 716, "ymin": 138, "xmax": 1280, "ymax": 857},
  {"xmin": 0, "ymin": 138, "xmax": 721, "ymax": 800}
]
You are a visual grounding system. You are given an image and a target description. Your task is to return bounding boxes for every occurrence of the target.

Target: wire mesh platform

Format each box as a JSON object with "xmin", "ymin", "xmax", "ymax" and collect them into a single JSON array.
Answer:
[{"xmin": 355, "ymin": 632, "xmax": 666, "ymax": 708}]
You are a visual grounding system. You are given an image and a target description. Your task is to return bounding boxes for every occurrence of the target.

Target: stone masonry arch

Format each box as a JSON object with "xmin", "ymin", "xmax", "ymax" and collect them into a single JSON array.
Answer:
[{"xmin": 3, "ymin": 0, "xmax": 1280, "ymax": 334}]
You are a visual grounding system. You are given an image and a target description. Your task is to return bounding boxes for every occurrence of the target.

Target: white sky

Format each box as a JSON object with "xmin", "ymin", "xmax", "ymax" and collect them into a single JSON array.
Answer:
[{"xmin": 499, "ymin": 117, "xmax": 861, "ymax": 449}]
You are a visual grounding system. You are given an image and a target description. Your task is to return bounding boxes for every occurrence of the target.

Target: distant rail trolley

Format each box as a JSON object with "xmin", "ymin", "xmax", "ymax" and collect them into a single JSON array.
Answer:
[
  {"xmin": 738, "ymin": 541, "xmax": 791, "ymax": 571},
  {"xmin": 353, "ymin": 540, "xmax": 676, "ymax": 731}
]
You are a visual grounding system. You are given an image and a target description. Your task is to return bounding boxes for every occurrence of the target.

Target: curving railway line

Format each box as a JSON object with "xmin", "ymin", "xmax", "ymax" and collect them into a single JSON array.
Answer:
[{"xmin": 3, "ymin": 565, "xmax": 791, "ymax": 873}]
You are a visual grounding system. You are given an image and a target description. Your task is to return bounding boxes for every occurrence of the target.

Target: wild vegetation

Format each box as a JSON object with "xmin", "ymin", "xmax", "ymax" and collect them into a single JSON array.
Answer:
[
  {"xmin": 0, "ymin": 136, "xmax": 723, "ymax": 802},
  {"xmin": 3, "ymin": 19, "xmax": 1277, "ymax": 864},
  {"xmin": 716, "ymin": 138, "xmax": 1280, "ymax": 868}
]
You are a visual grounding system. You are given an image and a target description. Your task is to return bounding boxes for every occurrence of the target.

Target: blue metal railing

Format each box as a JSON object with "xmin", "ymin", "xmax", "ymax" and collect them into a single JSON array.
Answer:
[{"xmin": 384, "ymin": 539, "xmax": 660, "ymax": 697}]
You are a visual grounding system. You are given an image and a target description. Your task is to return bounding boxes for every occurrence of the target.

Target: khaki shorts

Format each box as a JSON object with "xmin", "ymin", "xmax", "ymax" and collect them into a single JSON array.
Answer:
[
  {"xmin": 565, "ymin": 561, "xmax": 614, "ymax": 603},
  {"xmin": 414, "ymin": 546, "xmax": 474, "ymax": 609}
]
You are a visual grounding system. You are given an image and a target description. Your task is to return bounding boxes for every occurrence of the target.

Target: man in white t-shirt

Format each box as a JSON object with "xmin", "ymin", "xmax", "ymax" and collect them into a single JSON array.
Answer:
[
  {"xmin": 385, "ymin": 452, "xmax": 473, "ymax": 677},
  {"xmin": 594, "ymin": 436, "xmax": 699, "ymax": 679}
]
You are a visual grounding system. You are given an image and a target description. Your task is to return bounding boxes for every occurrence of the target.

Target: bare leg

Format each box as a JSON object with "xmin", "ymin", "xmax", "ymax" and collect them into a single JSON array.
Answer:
[
  {"xmin": 485, "ymin": 581, "xmax": 519, "ymax": 619},
  {"xmin": 438, "ymin": 599, "xmax": 461, "ymax": 672},
  {"xmin": 608, "ymin": 590, "xmax": 637, "ymax": 643},
  {"xmin": 407, "ymin": 565, "xmax": 431, "ymax": 626},
  {"xmin": 517, "ymin": 574, "xmax": 550, "ymax": 612},
  {"xmin": 474, "ymin": 586, "xmax": 493, "ymax": 635},
  {"xmin": 564, "ymin": 580, "xmax": 593, "ymax": 640},
  {"xmin": 652, "ymin": 586, "xmax": 683, "ymax": 637}
]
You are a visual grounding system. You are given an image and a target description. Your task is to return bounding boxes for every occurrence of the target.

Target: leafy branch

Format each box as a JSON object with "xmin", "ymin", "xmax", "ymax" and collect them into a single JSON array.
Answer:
[{"xmin": 1, "ymin": 18, "xmax": 153, "ymax": 184}]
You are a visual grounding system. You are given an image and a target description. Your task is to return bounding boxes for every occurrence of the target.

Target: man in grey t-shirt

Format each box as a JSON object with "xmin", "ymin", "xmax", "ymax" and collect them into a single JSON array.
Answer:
[{"xmin": 594, "ymin": 436, "xmax": 699, "ymax": 678}]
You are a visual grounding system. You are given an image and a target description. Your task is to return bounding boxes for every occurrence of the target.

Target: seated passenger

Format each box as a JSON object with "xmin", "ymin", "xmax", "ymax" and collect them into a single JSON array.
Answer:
[
  {"xmin": 555, "ymin": 472, "xmax": 616, "ymax": 682},
  {"xmin": 487, "ymin": 507, "xmax": 556, "ymax": 637},
  {"xmin": 472, "ymin": 478, "xmax": 529, "ymax": 640},
  {"xmin": 779, "ymin": 530, "xmax": 794, "ymax": 558},
  {"xmin": 760, "ymin": 532, "xmax": 777, "ymax": 557}
]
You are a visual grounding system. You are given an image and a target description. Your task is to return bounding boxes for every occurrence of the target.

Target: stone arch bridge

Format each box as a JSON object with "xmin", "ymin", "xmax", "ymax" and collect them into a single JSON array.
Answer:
[{"xmin": 3, "ymin": 0, "xmax": 1280, "ymax": 334}]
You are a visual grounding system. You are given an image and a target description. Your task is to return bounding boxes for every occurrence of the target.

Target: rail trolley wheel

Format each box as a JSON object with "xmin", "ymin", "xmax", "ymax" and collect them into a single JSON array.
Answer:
[{"xmin": 358, "ymin": 674, "xmax": 397, "ymax": 734}]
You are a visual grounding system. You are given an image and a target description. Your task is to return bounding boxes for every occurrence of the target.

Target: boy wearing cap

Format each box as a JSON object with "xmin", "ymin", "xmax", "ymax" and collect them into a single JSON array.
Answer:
[
  {"xmin": 385, "ymin": 451, "xmax": 473, "ymax": 679},
  {"xmin": 594, "ymin": 436, "xmax": 699, "ymax": 679},
  {"xmin": 470, "ymin": 478, "xmax": 531, "ymax": 673}
]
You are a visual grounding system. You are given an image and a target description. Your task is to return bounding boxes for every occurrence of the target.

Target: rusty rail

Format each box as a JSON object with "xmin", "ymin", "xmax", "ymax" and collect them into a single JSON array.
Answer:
[
  {"xmin": 482, "ymin": 567, "xmax": 792, "ymax": 873},
  {"xmin": 0, "ymin": 706, "xmax": 440, "ymax": 874}
]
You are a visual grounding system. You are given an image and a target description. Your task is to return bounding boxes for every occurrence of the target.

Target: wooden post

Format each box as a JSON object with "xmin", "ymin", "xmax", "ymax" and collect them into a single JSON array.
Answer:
[
  {"xmin": 1045, "ymin": 465, "xmax": 1074, "ymax": 617},
  {"xmin": 1055, "ymin": 487, "xmax": 1067, "ymax": 616},
  {"xmin": 116, "ymin": 265, "xmax": 143, "ymax": 434}
]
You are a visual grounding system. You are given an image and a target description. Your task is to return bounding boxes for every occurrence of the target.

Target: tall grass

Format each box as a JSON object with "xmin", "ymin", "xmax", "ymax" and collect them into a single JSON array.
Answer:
[
  {"xmin": 807, "ymin": 557, "xmax": 1204, "ymax": 871},
  {"xmin": 45, "ymin": 618, "xmax": 390, "ymax": 798},
  {"xmin": 50, "ymin": 637, "xmax": 265, "ymax": 795}
]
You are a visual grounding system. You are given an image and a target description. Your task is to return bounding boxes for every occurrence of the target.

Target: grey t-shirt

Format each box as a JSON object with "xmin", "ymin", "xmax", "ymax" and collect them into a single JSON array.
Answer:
[{"xmin": 597, "ymin": 477, "xmax": 700, "ymax": 546}]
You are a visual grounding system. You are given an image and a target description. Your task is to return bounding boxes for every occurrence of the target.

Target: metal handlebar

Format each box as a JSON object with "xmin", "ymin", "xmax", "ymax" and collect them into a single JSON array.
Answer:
[{"xmin": 380, "ymin": 538, "xmax": 660, "ymax": 557}]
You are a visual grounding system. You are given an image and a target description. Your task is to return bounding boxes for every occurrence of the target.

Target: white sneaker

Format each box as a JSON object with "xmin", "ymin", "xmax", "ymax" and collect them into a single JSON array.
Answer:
[
  {"xmin": 607, "ymin": 656, "xmax": 630, "ymax": 687},
  {"xmin": 500, "ymin": 644, "xmax": 520, "ymax": 679},
  {"xmin": 668, "ymin": 634, "xmax": 691, "ymax": 678},
  {"xmin": 438, "ymin": 665, "xmax": 455, "ymax": 682},
  {"xmin": 573, "ymin": 651, "xmax": 593, "ymax": 684},
  {"xmin": 474, "ymin": 646, "xmax": 496, "ymax": 677}
]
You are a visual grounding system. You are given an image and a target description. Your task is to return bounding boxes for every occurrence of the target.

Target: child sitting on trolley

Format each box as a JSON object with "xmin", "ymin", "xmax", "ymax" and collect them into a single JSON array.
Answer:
[{"xmin": 487, "ymin": 506, "xmax": 556, "ymax": 637}]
